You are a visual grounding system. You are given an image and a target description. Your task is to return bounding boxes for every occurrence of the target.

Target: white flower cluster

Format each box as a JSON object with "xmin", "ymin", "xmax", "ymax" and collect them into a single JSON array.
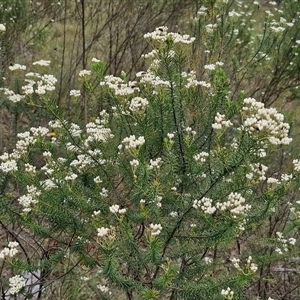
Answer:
[
  {"xmin": 9, "ymin": 64, "xmax": 26, "ymax": 71},
  {"xmin": 293, "ymin": 159, "xmax": 300, "ymax": 172},
  {"xmin": 181, "ymin": 71, "xmax": 210, "ymax": 89},
  {"xmin": 97, "ymin": 227, "xmax": 109, "ymax": 237},
  {"xmin": 100, "ymin": 75, "xmax": 139, "ymax": 96},
  {"xmin": 149, "ymin": 223, "xmax": 162, "ymax": 236},
  {"xmin": 193, "ymin": 197, "xmax": 216, "ymax": 214},
  {"xmin": 231, "ymin": 257, "xmax": 241, "ymax": 269},
  {"xmin": 9, "ymin": 274, "xmax": 26, "ymax": 295},
  {"xmin": 275, "ymin": 231, "xmax": 296, "ymax": 254},
  {"xmin": 256, "ymin": 148, "xmax": 267, "ymax": 158},
  {"xmin": 194, "ymin": 151, "xmax": 209, "ymax": 163},
  {"xmin": 241, "ymin": 97, "xmax": 292, "ymax": 145},
  {"xmin": 0, "ymin": 23, "xmax": 5, "ymax": 32},
  {"xmin": 48, "ymin": 119, "xmax": 64, "ymax": 129},
  {"xmin": 199, "ymin": 80, "xmax": 211, "ymax": 88},
  {"xmin": 203, "ymin": 256, "xmax": 213, "ymax": 264},
  {"xmin": 70, "ymin": 154, "xmax": 93, "ymax": 171},
  {"xmin": 93, "ymin": 176, "xmax": 103, "ymax": 184},
  {"xmin": 281, "ymin": 173, "xmax": 292, "ymax": 182},
  {"xmin": 246, "ymin": 256, "xmax": 258, "ymax": 273},
  {"xmin": 92, "ymin": 57, "xmax": 101, "ymax": 63},
  {"xmin": 120, "ymin": 135, "xmax": 145, "ymax": 150},
  {"xmin": 70, "ymin": 89, "xmax": 81, "ymax": 97},
  {"xmin": 40, "ymin": 178, "xmax": 58, "ymax": 190},
  {"xmin": 79, "ymin": 69, "xmax": 91, "ymax": 77},
  {"xmin": 212, "ymin": 112, "xmax": 233, "ymax": 130},
  {"xmin": 32, "ymin": 60, "xmax": 51, "ymax": 66},
  {"xmin": 228, "ymin": 9, "xmax": 242, "ymax": 18},
  {"xmin": 18, "ymin": 185, "xmax": 41, "ymax": 212},
  {"xmin": 85, "ymin": 118, "xmax": 114, "ymax": 146},
  {"xmin": 109, "ymin": 204, "xmax": 126, "ymax": 214},
  {"xmin": 0, "ymin": 157, "xmax": 18, "ymax": 172},
  {"xmin": 31, "ymin": 126, "xmax": 50, "ymax": 137},
  {"xmin": 97, "ymin": 284, "xmax": 110, "ymax": 294},
  {"xmin": 185, "ymin": 126, "xmax": 196, "ymax": 136},
  {"xmin": 149, "ymin": 157, "xmax": 162, "ymax": 170},
  {"xmin": 153, "ymin": 195, "xmax": 163, "ymax": 208},
  {"xmin": 136, "ymin": 71, "xmax": 171, "ymax": 89},
  {"xmin": 246, "ymin": 163, "xmax": 268, "ymax": 182},
  {"xmin": 100, "ymin": 187, "xmax": 108, "ymax": 198},
  {"xmin": 0, "ymin": 127, "xmax": 46, "ymax": 173},
  {"xmin": 216, "ymin": 192, "xmax": 251, "ymax": 218},
  {"xmin": 205, "ymin": 23, "xmax": 218, "ymax": 34},
  {"xmin": 41, "ymin": 159, "xmax": 55, "ymax": 176},
  {"xmin": 65, "ymin": 173, "xmax": 78, "ymax": 181},
  {"xmin": 231, "ymin": 256, "xmax": 257, "ymax": 273},
  {"xmin": 170, "ymin": 211, "xmax": 178, "ymax": 217},
  {"xmin": 130, "ymin": 159, "xmax": 139, "ymax": 168},
  {"xmin": 141, "ymin": 49, "xmax": 158, "ymax": 59},
  {"xmin": 24, "ymin": 163, "xmax": 36, "ymax": 174},
  {"xmin": 197, "ymin": 5, "xmax": 207, "ymax": 16},
  {"xmin": 194, "ymin": 193, "xmax": 251, "ymax": 219},
  {"xmin": 221, "ymin": 287, "xmax": 234, "ymax": 299},
  {"xmin": 35, "ymin": 74, "xmax": 57, "ymax": 94},
  {"xmin": 20, "ymin": 72, "xmax": 57, "ymax": 95},
  {"xmin": 15, "ymin": 131, "xmax": 37, "ymax": 155},
  {"xmin": 0, "ymin": 87, "xmax": 26, "ymax": 102},
  {"xmin": 269, "ymin": 15, "xmax": 294, "ymax": 33},
  {"xmin": 0, "ymin": 241, "xmax": 19, "ymax": 259},
  {"xmin": 129, "ymin": 96, "xmax": 149, "ymax": 112},
  {"xmin": 69, "ymin": 123, "xmax": 82, "ymax": 137},
  {"xmin": 204, "ymin": 64, "xmax": 216, "ymax": 71},
  {"xmin": 144, "ymin": 26, "xmax": 195, "ymax": 44}
]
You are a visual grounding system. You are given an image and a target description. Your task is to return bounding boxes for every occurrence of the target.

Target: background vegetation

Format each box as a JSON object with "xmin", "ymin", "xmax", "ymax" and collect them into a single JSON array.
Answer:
[{"xmin": 1, "ymin": 0, "xmax": 300, "ymax": 299}]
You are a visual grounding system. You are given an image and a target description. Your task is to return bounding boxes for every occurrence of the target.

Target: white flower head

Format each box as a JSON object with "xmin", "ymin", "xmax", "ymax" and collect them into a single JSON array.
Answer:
[
  {"xmin": 9, "ymin": 64, "xmax": 26, "ymax": 71},
  {"xmin": 92, "ymin": 57, "xmax": 101, "ymax": 63},
  {"xmin": 0, "ymin": 242, "xmax": 19, "ymax": 259},
  {"xmin": 109, "ymin": 204, "xmax": 120, "ymax": 214},
  {"xmin": 167, "ymin": 133, "xmax": 174, "ymax": 139},
  {"xmin": 97, "ymin": 227, "xmax": 109, "ymax": 237},
  {"xmin": 9, "ymin": 275, "xmax": 26, "ymax": 295},
  {"xmin": 204, "ymin": 64, "xmax": 216, "ymax": 71},
  {"xmin": 0, "ymin": 24, "xmax": 6, "ymax": 32},
  {"xmin": 70, "ymin": 89, "xmax": 81, "ymax": 97},
  {"xmin": 129, "ymin": 97, "xmax": 149, "ymax": 112},
  {"xmin": 150, "ymin": 223, "xmax": 162, "ymax": 236},
  {"xmin": 144, "ymin": 27, "xmax": 195, "ymax": 44},
  {"xmin": 130, "ymin": 159, "xmax": 139, "ymax": 167},
  {"xmin": 32, "ymin": 60, "xmax": 51, "ymax": 66},
  {"xmin": 221, "ymin": 287, "xmax": 234, "ymax": 299},
  {"xmin": 79, "ymin": 69, "xmax": 91, "ymax": 77}
]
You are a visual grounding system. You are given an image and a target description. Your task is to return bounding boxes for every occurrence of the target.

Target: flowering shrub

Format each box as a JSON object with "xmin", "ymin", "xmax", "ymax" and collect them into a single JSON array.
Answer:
[{"xmin": 1, "ymin": 1, "xmax": 300, "ymax": 299}]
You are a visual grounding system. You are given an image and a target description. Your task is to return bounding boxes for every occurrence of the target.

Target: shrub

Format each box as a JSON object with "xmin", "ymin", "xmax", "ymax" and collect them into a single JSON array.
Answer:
[{"xmin": 1, "ymin": 2, "xmax": 300, "ymax": 300}]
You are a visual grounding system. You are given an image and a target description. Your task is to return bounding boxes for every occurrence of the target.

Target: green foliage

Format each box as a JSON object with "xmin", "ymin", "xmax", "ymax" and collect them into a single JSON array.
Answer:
[{"xmin": 1, "ymin": 1, "xmax": 300, "ymax": 300}]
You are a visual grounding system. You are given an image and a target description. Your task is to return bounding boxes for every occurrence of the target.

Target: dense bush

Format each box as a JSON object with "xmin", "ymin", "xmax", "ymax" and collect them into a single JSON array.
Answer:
[{"xmin": 1, "ymin": 1, "xmax": 300, "ymax": 299}]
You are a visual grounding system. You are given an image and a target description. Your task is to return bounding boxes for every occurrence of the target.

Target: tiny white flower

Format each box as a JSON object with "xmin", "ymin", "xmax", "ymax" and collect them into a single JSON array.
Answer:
[
  {"xmin": 92, "ymin": 210, "xmax": 101, "ymax": 217},
  {"xmin": 97, "ymin": 284, "xmax": 109, "ymax": 293}
]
